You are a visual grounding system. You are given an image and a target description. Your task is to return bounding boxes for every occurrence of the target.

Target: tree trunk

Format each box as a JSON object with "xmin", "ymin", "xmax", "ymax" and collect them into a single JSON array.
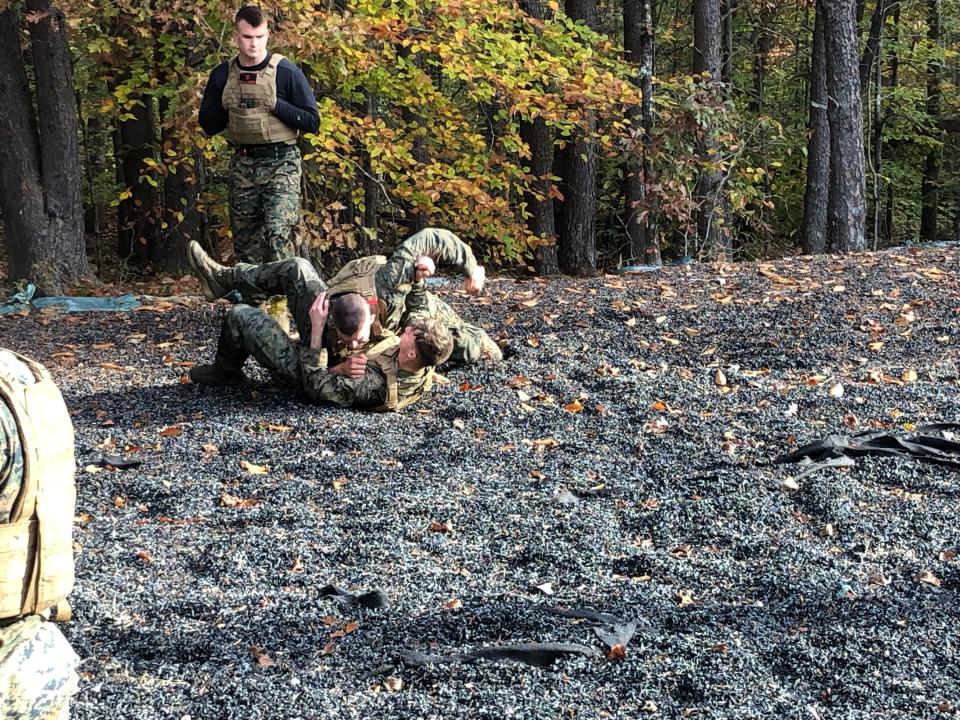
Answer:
[
  {"xmin": 623, "ymin": 0, "xmax": 660, "ymax": 266},
  {"xmin": 859, "ymin": 0, "xmax": 889, "ymax": 92},
  {"xmin": 116, "ymin": 91, "xmax": 158, "ymax": 264},
  {"xmin": 157, "ymin": 98, "xmax": 200, "ymax": 274},
  {"xmin": 0, "ymin": 7, "xmax": 47, "ymax": 282},
  {"xmin": 555, "ymin": 0, "xmax": 597, "ymax": 275},
  {"xmin": 802, "ymin": 4, "xmax": 830, "ymax": 254},
  {"xmin": 693, "ymin": 0, "xmax": 728, "ymax": 257},
  {"xmin": 721, "ymin": 0, "xmax": 735, "ymax": 86},
  {"xmin": 25, "ymin": 0, "xmax": 86, "ymax": 280},
  {"xmin": 518, "ymin": 0, "xmax": 560, "ymax": 275},
  {"xmin": 920, "ymin": 0, "xmax": 942, "ymax": 241},
  {"xmin": 821, "ymin": 0, "xmax": 866, "ymax": 252}
]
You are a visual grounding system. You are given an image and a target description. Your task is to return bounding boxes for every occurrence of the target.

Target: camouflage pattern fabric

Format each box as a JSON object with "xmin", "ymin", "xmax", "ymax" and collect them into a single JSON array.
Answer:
[
  {"xmin": 229, "ymin": 148, "xmax": 302, "ymax": 263},
  {"xmin": 405, "ymin": 289, "xmax": 491, "ymax": 365},
  {"xmin": 0, "ymin": 397, "xmax": 23, "ymax": 524},
  {"xmin": 0, "ymin": 615, "xmax": 79, "ymax": 720},
  {"xmin": 370, "ymin": 228, "xmax": 480, "ymax": 332},
  {"xmin": 214, "ymin": 284, "xmax": 412, "ymax": 408},
  {"xmin": 374, "ymin": 228, "xmax": 493, "ymax": 363}
]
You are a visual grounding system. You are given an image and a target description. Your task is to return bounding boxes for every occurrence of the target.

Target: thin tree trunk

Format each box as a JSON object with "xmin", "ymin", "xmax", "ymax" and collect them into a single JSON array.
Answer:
[
  {"xmin": 920, "ymin": 0, "xmax": 942, "ymax": 240},
  {"xmin": 821, "ymin": 0, "xmax": 866, "ymax": 252},
  {"xmin": 557, "ymin": 0, "xmax": 597, "ymax": 275},
  {"xmin": 802, "ymin": 4, "xmax": 830, "ymax": 254},
  {"xmin": 623, "ymin": 0, "xmax": 660, "ymax": 265},
  {"xmin": 25, "ymin": 0, "xmax": 86, "ymax": 280},
  {"xmin": 693, "ymin": 0, "xmax": 728, "ymax": 258},
  {"xmin": 721, "ymin": 0, "xmax": 735, "ymax": 87},
  {"xmin": 157, "ymin": 98, "xmax": 200, "ymax": 273},
  {"xmin": 116, "ymin": 90, "xmax": 158, "ymax": 264},
  {"xmin": 859, "ymin": 0, "xmax": 890, "ymax": 91},
  {"xmin": 883, "ymin": 1, "xmax": 900, "ymax": 245}
]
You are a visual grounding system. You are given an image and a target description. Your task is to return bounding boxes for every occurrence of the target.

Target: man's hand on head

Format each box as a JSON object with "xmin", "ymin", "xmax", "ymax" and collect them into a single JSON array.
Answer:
[
  {"xmin": 309, "ymin": 292, "xmax": 329, "ymax": 326},
  {"xmin": 414, "ymin": 255, "xmax": 436, "ymax": 281},
  {"xmin": 464, "ymin": 266, "xmax": 486, "ymax": 295},
  {"xmin": 330, "ymin": 354, "xmax": 368, "ymax": 379}
]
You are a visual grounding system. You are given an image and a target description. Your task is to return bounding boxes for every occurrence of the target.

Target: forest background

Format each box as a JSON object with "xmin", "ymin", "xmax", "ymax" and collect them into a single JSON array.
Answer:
[{"xmin": 0, "ymin": 0, "xmax": 958, "ymax": 293}]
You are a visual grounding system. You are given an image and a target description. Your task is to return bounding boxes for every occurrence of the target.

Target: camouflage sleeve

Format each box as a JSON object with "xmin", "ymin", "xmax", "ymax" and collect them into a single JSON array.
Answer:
[
  {"xmin": 299, "ymin": 348, "xmax": 388, "ymax": 409},
  {"xmin": 0, "ymin": 398, "xmax": 22, "ymax": 524},
  {"xmin": 374, "ymin": 229, "xmax": 479, "ymax": 326}
]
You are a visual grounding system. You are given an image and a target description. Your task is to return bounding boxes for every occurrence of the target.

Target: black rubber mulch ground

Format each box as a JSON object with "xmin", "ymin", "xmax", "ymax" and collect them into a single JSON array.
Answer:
[{"xmin": 2, "ymin": 244, "xmax": 959, "ymax": 719}]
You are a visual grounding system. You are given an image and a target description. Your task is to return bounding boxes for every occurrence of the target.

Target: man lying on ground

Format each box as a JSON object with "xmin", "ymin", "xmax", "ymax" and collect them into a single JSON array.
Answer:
[
  {"xmin": 187, "ymin": 246, "xmax": 453, "ymax": 411},
  {"xmin": 190, "ymin": 227, "xmax": 502, "ymax": 364}
]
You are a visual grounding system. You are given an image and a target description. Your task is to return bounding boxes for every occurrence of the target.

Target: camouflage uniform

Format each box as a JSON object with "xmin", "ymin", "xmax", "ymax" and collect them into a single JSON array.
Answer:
[
  {"xmin": 0, "ymin": 615, "xmax": 79, "ymax": 720},
  {"xmin": 229, "ymin": 149, "xmax": 302, "ymax": 262},
  {"xmin": 212, "ymin": 258, "xmax": 432, "ymax": 409},
  {"xmin": 0, "ymin": 359, "xmax": 79, "ymax": 720},
  {"xmin": 332, "ymin": 228, "xmax": 495, "ymax": 364}
]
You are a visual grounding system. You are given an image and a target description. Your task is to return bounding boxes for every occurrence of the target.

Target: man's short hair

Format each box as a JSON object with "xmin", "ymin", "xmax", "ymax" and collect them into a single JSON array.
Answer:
[
  {"xmin": 332, "ymin": 293, "xmax": 369, "ymax": 335},
  {"xmin": 409, "ymin": 317, "xmax": 453, "ymax": 367},
  {"xmin": 235, "ymin": 5, "xmax": 267, "ymax": 27}
]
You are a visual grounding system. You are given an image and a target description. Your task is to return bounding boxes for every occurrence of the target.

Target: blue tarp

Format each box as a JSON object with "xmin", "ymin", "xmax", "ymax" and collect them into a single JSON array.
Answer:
[{"xmin": 0, "ymin": 284, "xmax": 140, "ymax": 315}]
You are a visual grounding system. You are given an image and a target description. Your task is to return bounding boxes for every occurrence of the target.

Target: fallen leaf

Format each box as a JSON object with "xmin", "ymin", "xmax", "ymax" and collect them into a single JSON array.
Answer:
[
  {"xmin": 714, "ymin": 369, "xmax": 727, "ymax": 387},
  {"xmin": 136, "ymin": 550, "xmax": 153, "ymax": 563},
  {"xmin": 290, "ymin": 557, "xmax": 303, "ymax": 572},
  {"xmin": 916, "ymin": 571, "xmax": 941, "ymax": 587},
  {"xmin": 250, "ymin": 646, "xmax": 275, "ymax": 668},
  {"xmin": 901, "ymin": 368, "xmax": 917, "ymax": 383},
  {"xmin": 114, "ymin": 496, "xmax": 127, "ymax": 508},
  {"xmin": 159, "ymin": 425, "xmax": 183, "ymax": 437},
  {"xmin": 782, "ymin": 477, "xmax": 800, "ymax": 491},
  {"xmin": 534, "ymin": 581, "xmax": 554, "ymax": 595},
  {"xmin": 607, "ymin": 644, "xmax": 627, "ymax": 661},
  {"xmin": 332, "ymin": 476, "xmax": 348, "ymax": 491},
  {"xmin": 321, "ymin": 642, "xmax": 336, "ymax": 655},
  {"xmin": 563, "ymin": 399, "xmax": 584, "ymax": 413},
  {"xmin": 442, "ymin": 598, "xmax": 463, "ymax": 610},
  {"xmin": 828, "ymin": 383, "xmax": 844, "ymax": 398},
  {"xmin": 452, "ymin": 418, "xmax": 466, "ymax": 430},
  {"xmin": 100, "ymin": 362, "xmax": 126, "ymax": 371},
  {"xmin": 240, "ymin": 460, "xmax": 269, "ymax": 475},
  {"xmin": 220, "ymin": 493, "xmax": 260, "ymax": 509},
  {"xmin": 264, "ymin": 423, "xmax": 292, "ymax": 432},
  {"xmin": 428, "ymin": 521, "xmax": 452, "ymax": 533},
  {"xmin": 675, "ymin": 589, "xmax": 695, "ymax": 606},
  {"xmin": 384, "ymin": 676, "xmax": 403, "ymax": 692}
]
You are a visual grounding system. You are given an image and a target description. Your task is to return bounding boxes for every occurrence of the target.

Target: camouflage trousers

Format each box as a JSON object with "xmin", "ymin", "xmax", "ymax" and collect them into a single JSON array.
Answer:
[
  {"xmin": 215, "ymin": 257, "xmax": 325, "ymax": 381},
  {"xmin": 0, "ymin": 615, "xmax": 79, "ymax": 720},
  {"xmin": 229, "ymin": 146, "xmax": 302, "ymax": 264},
  {"xmin": 419, "ymin": 292, "xmax": 492, "ymax": 364}
]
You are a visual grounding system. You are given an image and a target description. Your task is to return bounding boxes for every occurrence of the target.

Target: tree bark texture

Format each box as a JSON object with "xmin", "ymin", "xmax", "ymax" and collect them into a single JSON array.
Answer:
[
  {"xmin": 821, "ymin": 0, "xmax": 866, "ymax": 252},
  {"xmin": 623, "ymin": 0, "xmax": 660, "ymax": 265},
  {"xmin": 693, "ymin": 0, "xmax": 729, "ymax": 257},
  {"xmin": 802, "ymin": 4, "xmax": 830, "ymax": 254},
  {"xmin": 556, "ymin": 0, "xmax": 597, "ymax": 275},
  {"xmin": 920, "ymin": 0, "xmax": 942, "ymax": 240},
  {"xmin": 25, "ymin": 0, "xmax": 86, "ymax": 279},
  {"xmin": 0, "ymin": 7, "xmax": 47, "ymax": 281}
]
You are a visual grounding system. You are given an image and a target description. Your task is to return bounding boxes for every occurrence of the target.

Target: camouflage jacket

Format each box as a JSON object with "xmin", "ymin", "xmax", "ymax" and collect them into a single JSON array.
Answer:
[
  {"xmin": 0, "ymin": 377, "xmax": 24, "ymax": 525},
  {"xmin": 299, "ymin": 341, "xmax": 431, "ymax": 411},
  {"xmin": 373, "ymin": 228, "xmax": 479, "ymax": 332}
]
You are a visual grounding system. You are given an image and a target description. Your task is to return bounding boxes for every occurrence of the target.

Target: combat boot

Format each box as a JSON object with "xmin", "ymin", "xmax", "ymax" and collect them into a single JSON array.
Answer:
[
  {"xmin": 189, "ymin": 364, "xmax": 246, "ymax": 387},
  {"xmin": 188, "ymin": 241, "xmax": 231, "ymax": 301},
  {"xmin": 479, "ymin": 335, "xmax": 503, "ymax": 362}
]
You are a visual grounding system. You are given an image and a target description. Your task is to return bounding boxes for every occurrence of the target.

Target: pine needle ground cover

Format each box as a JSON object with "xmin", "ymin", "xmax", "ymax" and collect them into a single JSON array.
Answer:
[{"xmin": 3, "ymin": 244, "xmax": 958, "ymax": 719}]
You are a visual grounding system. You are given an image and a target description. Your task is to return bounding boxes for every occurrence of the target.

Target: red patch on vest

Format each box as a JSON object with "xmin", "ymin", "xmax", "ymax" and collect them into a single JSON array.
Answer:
[{"xmin": 238, "ymin": 72, "xmax": 258, "ymax": 84}]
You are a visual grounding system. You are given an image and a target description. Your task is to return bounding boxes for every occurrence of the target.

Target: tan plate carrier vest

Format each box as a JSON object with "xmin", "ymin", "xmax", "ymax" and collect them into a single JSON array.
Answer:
[
  {"xmin": 325, "ymin": 255, "xmax": 392, "ymax": 347},
  {"xmin": 365, "ymin": 337, "xmax": 434, "ymax": 412},
  {"xmin": 0, "ymin": 351, "xmax": 75, "ymax": 619},
  {"xmin": 222, "ymin": 53, "xmax": 298, "ymax": 146}
]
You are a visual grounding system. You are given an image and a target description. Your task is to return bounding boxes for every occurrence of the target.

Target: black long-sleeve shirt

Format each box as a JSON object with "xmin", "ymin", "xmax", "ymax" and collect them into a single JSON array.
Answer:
[{"xmin": 199, "ymin": 52, "xmax": 319, "ymax": 138}]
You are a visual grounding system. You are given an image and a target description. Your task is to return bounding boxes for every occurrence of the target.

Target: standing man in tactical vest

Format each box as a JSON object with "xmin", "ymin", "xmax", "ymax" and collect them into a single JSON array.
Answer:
[{"xmin": 199, "ymin": 5, "xmax": 319, "ymax": 263}]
